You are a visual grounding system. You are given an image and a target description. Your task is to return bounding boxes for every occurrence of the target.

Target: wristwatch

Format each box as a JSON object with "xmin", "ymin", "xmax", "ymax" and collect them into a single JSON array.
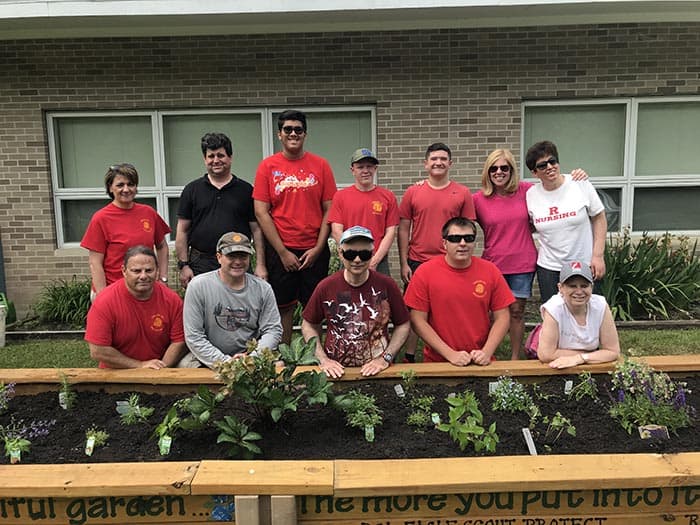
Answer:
[
  {"xmin": 159, "ymin": 277, "xmax": 168, "ymax": 283},
  {"xmin": 382, "ymin": 352, "xmax": 394, "ymax": 364},
  {"xmin": 177, "ymin": 260, "xmax": 189, "ymax": 270}
]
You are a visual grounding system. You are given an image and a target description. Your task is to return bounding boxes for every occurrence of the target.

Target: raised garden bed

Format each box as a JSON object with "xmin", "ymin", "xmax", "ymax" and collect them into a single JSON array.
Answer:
[{"xmin": 0, "ymin": 357, "xmax": 698, "ymax": 525}]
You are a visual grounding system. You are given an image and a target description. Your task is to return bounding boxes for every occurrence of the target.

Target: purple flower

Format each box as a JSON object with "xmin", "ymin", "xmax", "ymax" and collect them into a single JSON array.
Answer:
[
  {"xmin": 673, "ymin": 388, "xmax": 687, "ymax": 409},
  {"xmin": 617, "ymin": 390, "xmax": 625, "ymax": 403}
]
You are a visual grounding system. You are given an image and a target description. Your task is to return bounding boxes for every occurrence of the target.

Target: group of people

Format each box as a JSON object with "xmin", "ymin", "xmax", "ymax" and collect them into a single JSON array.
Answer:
[{"xmin": 82, "ymin": 109, "xmax": 620, "ymax": 374}]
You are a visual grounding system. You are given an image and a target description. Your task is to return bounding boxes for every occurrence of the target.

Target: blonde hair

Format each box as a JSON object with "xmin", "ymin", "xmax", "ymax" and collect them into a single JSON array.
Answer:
[{"xmin": 480, "ymin": 149, "xmax": 519, "ymax": 197}]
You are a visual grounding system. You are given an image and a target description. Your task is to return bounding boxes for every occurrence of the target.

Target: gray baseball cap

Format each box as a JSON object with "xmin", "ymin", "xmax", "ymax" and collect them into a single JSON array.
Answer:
[{"xmin": 559, "ymin": 261, "xmax": 593, "ymax": 283}]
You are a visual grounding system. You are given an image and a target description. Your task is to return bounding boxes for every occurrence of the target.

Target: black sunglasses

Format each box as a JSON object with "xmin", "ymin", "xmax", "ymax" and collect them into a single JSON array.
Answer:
[
  {"xmin": 443, "ymin": 234, "xmax": 476, "ymax": 243},
  {"xmin": 281, "ymin": 126, "xmax": 305, "ymax": 135},
  {"xmin": 341, "ymin": 249, "xmax": 373, "ymax": 262},
  {"xmin": 488, "ymin": 164, "xmax": 511, "ymax": 174},
  {"xmin": 534, "ymin": 157, "xmax": 558, "ymax": 171}
]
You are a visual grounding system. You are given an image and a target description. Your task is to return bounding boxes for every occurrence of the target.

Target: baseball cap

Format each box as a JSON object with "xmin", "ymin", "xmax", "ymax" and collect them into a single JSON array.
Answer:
[
  {"xmin": 559, "ymin": 261, "xmax": 594, "ymax": 283},
  {"xmin": 339, "ymin": 225, "xmax": 374, "ymax": 244},
  {"xmin": 216, "ymin": 232, "xmax": 253, "ymax": 255},
  {"xmin": 350, "ymin": 148, "xmax": 379, "ymax": 165}
]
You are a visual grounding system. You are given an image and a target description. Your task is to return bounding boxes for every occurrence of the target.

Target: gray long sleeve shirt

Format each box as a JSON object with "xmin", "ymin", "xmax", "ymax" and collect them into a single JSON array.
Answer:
[{"xmin": 183, "ymin": 270, "xmax": 282, "ymax": 368}]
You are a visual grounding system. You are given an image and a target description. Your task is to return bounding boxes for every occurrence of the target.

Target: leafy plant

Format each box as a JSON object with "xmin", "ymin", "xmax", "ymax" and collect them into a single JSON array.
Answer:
[
  {"xmin": 399, "ymin": 369, "xmax": 417, "ymax": 395},
  {"xmin": 32, "ymin": 276, "xmax": 91, "ymax": 328},
  {"xmin": 0, "ymin": 382, "xmax": 15, "ymax": 413},
  {"xmin": 489, "ymin": 376, "xmax": 540, "ymax": 427},
  {"xmin": 58, "ymin": 372, "xmax": 77, "ymax": 410},
  {"xmin": 179, "ymin": 385, "xmax": 225, "ymax": 431},
  {"xmin": 543, "ymin": 412, "xmax": 576, "ymax": 443},
  {"xmin": 84, "ymin": 426, "xmax": 109, "ymax": 455},
  {"xmin": 335, "ymin": 389, "xmax": 383, "ymax": 441},
  {"xmin": 569, "ymin": 371, "xmax": 599, "ymax": 402},
  {"xmin": 215, "ymin": 415, "xmax": 262, "ymax": 458},
  {"xmin": 602, "ymin": 230, "xmax": 700, "ymax": 321},
  {"xmin": 215, "ymin": 337, "xmax": 332, "ymax": 424},
  {"xmin": 0, "ymin": 417, "xmax": 55, "ymax": 463},
  {"xmin": 608, "ymin": 358, "xmax": 694, "ymax": 435},
  {"xmin": 153, "ymin": 406, "xmax": 181, "ymax": 455},
  {"xmin": 437, "ymin": 390, "xmax": 499, "ymax": 453},
  {"xmin": 117, "ymin": 393, "xmax": 155, "ymax": 425},
  {"xmin": 406, "ymin": 395, "xmax": 435, "ymax": 432}
]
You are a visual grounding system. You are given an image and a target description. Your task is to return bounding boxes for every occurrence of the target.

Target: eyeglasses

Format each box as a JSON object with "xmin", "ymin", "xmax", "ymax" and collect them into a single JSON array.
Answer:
[
  {"xmin": 443, "ymin": 234, "xmax": 476, "ymax": 243},
  {"xmin": 281, "ymin": 126, "xmax": 305, "ymax": 135},
  {"xmin": 534, "ymin": 157, "xmax": 558, "ymax": 171},
  {"xmin": 341, "ymin": 249, "xmax": 373, "ymax": 262},
  {"xmin": 488, "ymin": 164, "xmax": 511, "ymax": 174}
]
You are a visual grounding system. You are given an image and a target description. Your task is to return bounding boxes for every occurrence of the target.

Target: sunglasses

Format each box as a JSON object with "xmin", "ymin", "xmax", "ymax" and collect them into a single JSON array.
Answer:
[
  {"xmin": 444, "ymin": 234, "xmax": 476, "ymax": 243},
  {"xmin": 534, "ymin": 157, "xmax": 558, "ymax": 171},
  {"xmin": 341, "ymin": 249, "xmax": 373, "ymax": 262},
  {"xmin": 281, "ymin": 126, "xmax": 305, "ymax": 135},
  {"xmin": 488, "ymin": 164, "xmax": 511, "ymax": 174}
]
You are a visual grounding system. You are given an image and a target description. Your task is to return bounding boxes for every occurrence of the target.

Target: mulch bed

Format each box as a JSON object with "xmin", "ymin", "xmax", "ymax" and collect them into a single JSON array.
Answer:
[{"xmin": 1, "ymin": 374, "xmax": 697, "ymax": 464}]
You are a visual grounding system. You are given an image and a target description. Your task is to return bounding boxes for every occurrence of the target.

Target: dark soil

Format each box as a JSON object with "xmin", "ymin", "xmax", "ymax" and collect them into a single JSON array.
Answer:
[{"xmin": 1, "ymin": 375, "xmax": 697, "ymax": 464}]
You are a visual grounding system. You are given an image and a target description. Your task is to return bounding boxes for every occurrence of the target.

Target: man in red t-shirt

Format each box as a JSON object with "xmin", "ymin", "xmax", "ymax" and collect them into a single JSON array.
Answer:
[
  {"xmin": 85, "ymin": 246, "xmax": 187, "ymax": 369},
  {"xmin": 253, "ymin": 110, "xmax": 337, "ymax": 344},
  {"xmin": 398, "ymin": 142, "xmax": 476, "ymax": 361},
  {"xmin": 328, "ymin": 148, "xmax": 399, "ymax": 276},
  {"xmin": 302, "ymin": 226, "xmax": 409, "ymax": 378},
  {"xmin": 404, "ymin": 217, "xmax": 514, "ymax": 366}
]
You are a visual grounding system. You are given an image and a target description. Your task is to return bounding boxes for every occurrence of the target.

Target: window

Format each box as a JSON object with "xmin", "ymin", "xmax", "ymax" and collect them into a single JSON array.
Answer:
[
  {"xmin": 522, "ymin": 98, "xmax": 700, "ymax": 234},
  {"xmin": 47, "ymin": 107, "xmax": 375, "ymax": 247}
]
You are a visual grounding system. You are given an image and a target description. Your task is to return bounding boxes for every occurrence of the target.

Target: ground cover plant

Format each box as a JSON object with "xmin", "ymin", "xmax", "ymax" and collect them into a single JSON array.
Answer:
[{"xmin": 1, "ymin": 360, "xmax": 695, "ymax": 465}]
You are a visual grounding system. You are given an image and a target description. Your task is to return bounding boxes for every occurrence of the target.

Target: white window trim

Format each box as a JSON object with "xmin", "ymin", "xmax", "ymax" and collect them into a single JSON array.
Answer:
[
  {"xmin": 521, "ymin": 96, "xmax": 700, "ymax": 235},
  {"xmin": 47, "ymin": 106, "xmax": 376, "ymax": 248}
]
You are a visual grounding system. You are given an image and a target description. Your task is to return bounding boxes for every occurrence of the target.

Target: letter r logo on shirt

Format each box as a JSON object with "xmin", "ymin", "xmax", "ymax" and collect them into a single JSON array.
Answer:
[{"xmin": 548, "ymin": 206, "xmax": 559, "ymax": 216}]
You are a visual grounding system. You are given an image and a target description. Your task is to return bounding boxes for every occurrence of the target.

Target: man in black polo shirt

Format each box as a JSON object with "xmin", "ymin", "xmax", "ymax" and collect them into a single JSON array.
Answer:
[{"xmin": 175, "ymin": 132, "xmax": 266, "ymax": 288}]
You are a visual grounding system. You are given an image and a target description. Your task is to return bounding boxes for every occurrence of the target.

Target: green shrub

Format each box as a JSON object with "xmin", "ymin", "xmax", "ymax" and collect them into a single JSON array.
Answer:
[
  {"xmin": 33, "ymin": 277, "xmax": 91, "ymax": 328},
  {"xmin": 602, "ymin": 231, "xmax": 700, "ymax": 321}
]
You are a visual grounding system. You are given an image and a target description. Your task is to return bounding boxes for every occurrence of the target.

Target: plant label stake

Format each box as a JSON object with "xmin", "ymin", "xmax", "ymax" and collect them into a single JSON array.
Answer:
[
  {"xmin": 85, "ymin": 436, "xmax": 95, "ymax": 456},
  {"xmin": 9, "ymin": 446, "xmax": 21, "ymax": 464},
  {"xmin": 364, "ymin": 426, "xmax": 375, "ymax": 442},
  {"xmin": 488, "ymin": 382, "xmax": 498, "ymax": 394},
  {"xmin": 58, "ymin": 392, "xmax": 69, "ymax": 410},
  {"xmin": 638, "ymin": 424, "xmax": 670, "ymax": 440},
  {"xmin": 431, "ymin": 413, "xmax": 441, "ymax": 426},
  {"xmin": 115, "ymin": 401, "xmax": 129, "ymax": 415},
  {"xmin": 159, "ymin": 435, "xmax": 172, "ymax": 455},
  {"xmin": 564, "ymin": 380, "xmax": 573, "ymax": 395},
  {"xmin": 394, "ymin": 384, "xmax": 405, "ymax": 398},
  {"xmin": 522, "ymin": 428, "xmax": 538, "ymax": 456}
]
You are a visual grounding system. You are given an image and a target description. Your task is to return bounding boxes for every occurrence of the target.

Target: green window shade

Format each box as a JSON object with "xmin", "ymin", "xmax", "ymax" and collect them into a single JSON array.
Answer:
[
  {"xmin": 523, "ymin": 105, "xmax": 625, "ymax": 178},
  {"xmin": 633, "ymin": 187, "xmax": 700, "ymax": 231},
  {"xmin": 54, "ymin": 116, "xmax": 154, "ymax": 188},
  {"xmin": 163, "ymin": 114, "xmax": 263, "ymax": 186},
  {"xmin": 636, "ymin": 102, "xmax": 700, "ymax": 176},
  {"xmin": 273, "ymin": 111, "xmax": 373, "ymax": 186}
]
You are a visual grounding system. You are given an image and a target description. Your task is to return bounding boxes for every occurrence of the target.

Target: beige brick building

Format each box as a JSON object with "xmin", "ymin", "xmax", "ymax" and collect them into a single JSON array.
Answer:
[{"xmin": 1, "ymin": 2, "xmax": 699, "ymax": 317}]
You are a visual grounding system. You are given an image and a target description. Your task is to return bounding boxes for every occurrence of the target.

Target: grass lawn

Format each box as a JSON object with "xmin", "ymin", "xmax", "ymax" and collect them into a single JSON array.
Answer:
[{"xmin": 0, "ymin": 327, "xmax": 698, "ymax": 369}]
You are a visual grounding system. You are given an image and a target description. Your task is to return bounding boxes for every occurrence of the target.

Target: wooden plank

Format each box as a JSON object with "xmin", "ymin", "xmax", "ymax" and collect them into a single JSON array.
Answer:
[
  {"xmin": 0, "ymin": 368, "xmax": 219, "ymax": 385},
  {"xmin": 192, "ymin": 460, "xmax": 334, "ymax": 496},
  {"xmin": 0, "ymin": 462, "xmax": 199, "ymax": 498},
  {"xmin": 271, "ymin": 495, "xmax": 297, "ymax": 525},
  {"xmin": 333, "ymin": 453, "xmax": 700, "ymax": 496},
  {"xmin": 234, "ymin": 495, "xmax": 259, "ymax": 525}
]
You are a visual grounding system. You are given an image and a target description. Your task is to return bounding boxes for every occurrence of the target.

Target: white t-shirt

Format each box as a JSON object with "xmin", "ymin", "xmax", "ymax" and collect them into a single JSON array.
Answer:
[
  {"xmin": 541, "ymin": 294, "xmax": 607, "ymax": 351},
  {"xmin": 526, "ymin": 176, "xmax": 605, "ymax": 271}
]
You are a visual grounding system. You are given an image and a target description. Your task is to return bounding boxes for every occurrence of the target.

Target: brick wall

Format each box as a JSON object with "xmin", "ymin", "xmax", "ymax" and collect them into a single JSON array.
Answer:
[{"xmin": 1, "ymin": 23, "xmax": 699, "ymax": 317}]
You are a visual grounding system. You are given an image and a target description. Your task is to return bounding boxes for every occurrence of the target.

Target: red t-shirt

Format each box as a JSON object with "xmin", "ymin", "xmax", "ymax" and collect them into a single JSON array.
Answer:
[
  {"xmin": 303, "ymin": 270, "xmax": 409, "ymax": 367},
  {"xmin": 80, "ymin": 203, "xmax": 170, "ymax": 285},
  {"xmin": 85, "ymin": 279, "xmax": 185, "ymax": 368},
  {"xmin": 404, "ymin": 256, "xmax": 514, "ymax": 362},
  {"xmin": 398, "ymin": 181, "xmax": 476, "ymax": 262},
  {"xmin": 327, "ymin": 185, "xmax": 399, "ymax": 244},
  {"xmin": 253, "ymin": 151, "xmax": 337, "ymax": 249}
]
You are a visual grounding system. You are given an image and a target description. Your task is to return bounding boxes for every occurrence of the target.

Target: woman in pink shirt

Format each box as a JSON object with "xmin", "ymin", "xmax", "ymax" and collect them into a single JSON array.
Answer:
[{"xmin": 474, "ymin": 149, "xmax": 588, "ymax": 360}]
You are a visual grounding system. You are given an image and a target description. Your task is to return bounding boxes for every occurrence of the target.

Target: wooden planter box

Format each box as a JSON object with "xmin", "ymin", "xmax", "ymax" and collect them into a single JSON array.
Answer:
[{"xmin": 0, "ymin": 356, "xmax": 698, "ymax": 525}]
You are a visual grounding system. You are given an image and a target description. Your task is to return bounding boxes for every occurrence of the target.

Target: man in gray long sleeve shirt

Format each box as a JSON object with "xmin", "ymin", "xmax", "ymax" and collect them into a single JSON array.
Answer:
[{"xmin": 182, "ymin": 232, "xmax": 282, "ymax": 369}]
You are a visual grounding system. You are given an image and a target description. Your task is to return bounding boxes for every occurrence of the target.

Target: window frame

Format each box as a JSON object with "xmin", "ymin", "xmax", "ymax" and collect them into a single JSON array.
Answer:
[
  {"xmin": 521, "ymin": 96, "xmax": 700, "ymax": 235},
  {"xmin": 47, "ymin": 106, "xmax": 376, "ymax": 248}
]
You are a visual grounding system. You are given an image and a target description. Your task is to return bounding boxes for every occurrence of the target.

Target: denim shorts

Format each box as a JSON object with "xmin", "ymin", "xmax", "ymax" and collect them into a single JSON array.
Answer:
[{"xmin": 504, "ymin": 272, "xmax": 535, "ymax": 299}]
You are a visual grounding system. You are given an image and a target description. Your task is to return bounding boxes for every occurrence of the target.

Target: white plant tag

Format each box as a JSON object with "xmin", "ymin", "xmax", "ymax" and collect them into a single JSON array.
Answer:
[
  {"xmin": 564, "ymin": 380, "xmax": 573, "ymax": 395},
  {"xmin": 522, "ymin": 428, "xmax": 538, "ymax": 456},
  {"xmin": 448, "ymin": 392, "xmax": 456, "ymax": 399},
  {"xmin": 9, "ymin": 447, "xmax": 21, "ymax": 464},
  {"xmin": 159, "ymin": 435, "xmax": 172, "ymax": 455},
  {"xmin": 115, "ymin": 401, "xmax": 130, "ymax": 415},
  {"xmin": 638, "ymin": 424, "xmax": 670, "ymax": 440},
  {"xmin": 488, "ymin": 382, "xmax": 499, "ymax": 394},
  {"xmin": 58, "ymin": 392, "xmax": 69, "ymax": 410},
  {"xmin": 364, "ymin": 426, "xmax": 375, "ymax": 442},
  {"xmin": 85, "ymin": 436, "xmax": 96, "ymax": 456},
  {"xmin": 394, "ymin": 384, "xmax": 405, "ymax": 398},
  {"xmin": 431, "ymin": 413, "xmax": 441, "ymax": 425}
]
